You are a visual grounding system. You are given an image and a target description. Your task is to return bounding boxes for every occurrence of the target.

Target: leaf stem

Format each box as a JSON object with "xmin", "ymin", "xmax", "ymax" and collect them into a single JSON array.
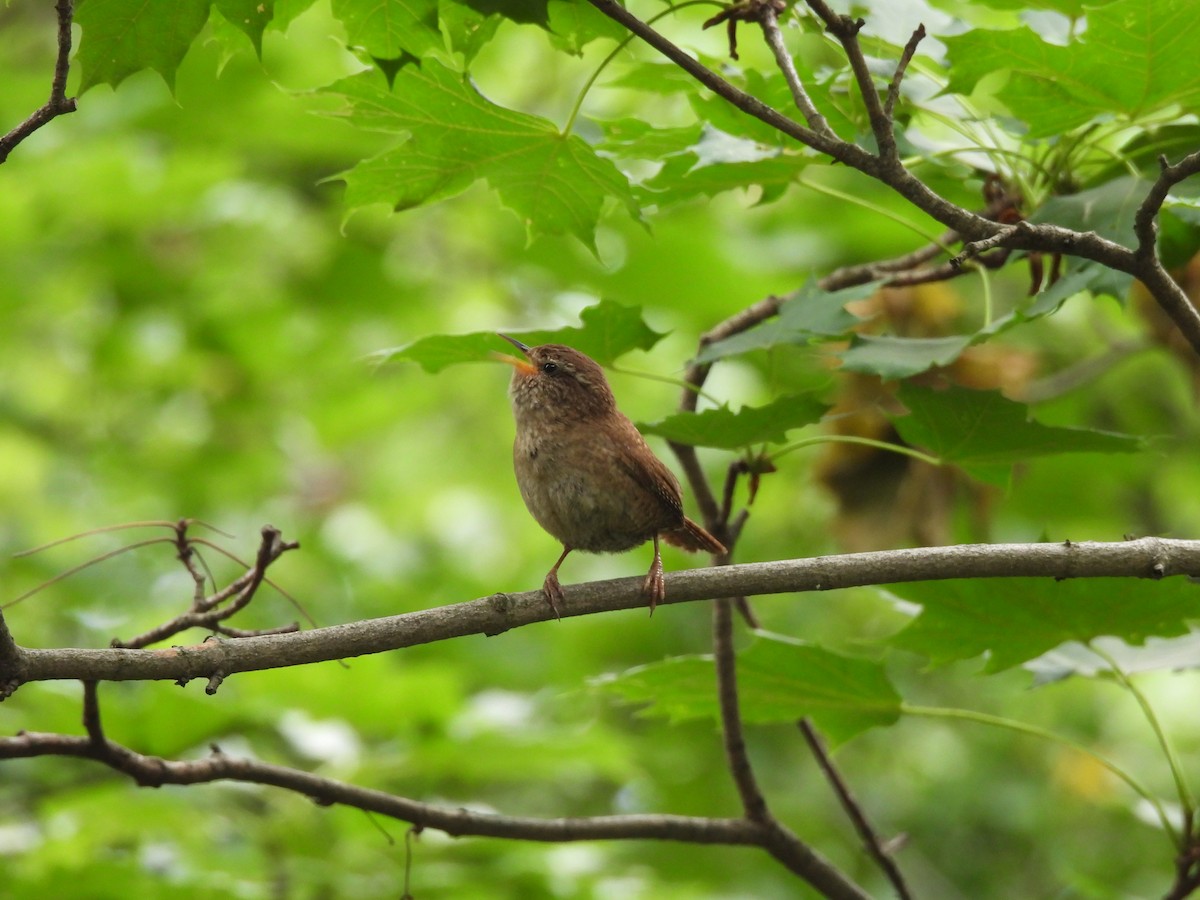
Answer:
[
  {"xmin": 1087, "ymin": 643, "xmax": 1196, "ymax": 822},
  {"xmin": 798, "ymin": 173, "xmax": 951, "ymax": 251},
  {"xmin": 769, "ymin": 434, "xmax": 942, "ymax": 468},
  {"xmin": 564, "ymin": 0, "xmax": 722, "ymax": 136},
  {"xmin": 903, "ymin": 703, "xmax": 1180, "ymax": 846},
  {"xmin": 610, "ymin": 363, "xmax": 723, "ymax": 407}
]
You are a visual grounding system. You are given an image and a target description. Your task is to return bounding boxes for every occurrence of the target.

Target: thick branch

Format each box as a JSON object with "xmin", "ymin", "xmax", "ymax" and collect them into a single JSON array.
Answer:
[
  {"xmin": 0, "ymin": 0, "xmax": 77, "ymax": 164},
  {"xmin": 2, "ymin": 538, "xmax": 1195, "ymax": 690}
]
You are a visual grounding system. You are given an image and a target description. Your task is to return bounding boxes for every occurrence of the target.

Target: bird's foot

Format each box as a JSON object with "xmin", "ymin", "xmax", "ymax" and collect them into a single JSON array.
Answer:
[
  {"xmin": 641, "ymin": 557, "xmax": 665, "ymax": 616},
  {"xmin": 542, "ymin": 571, "xmax": 565, "ymax": 621}
]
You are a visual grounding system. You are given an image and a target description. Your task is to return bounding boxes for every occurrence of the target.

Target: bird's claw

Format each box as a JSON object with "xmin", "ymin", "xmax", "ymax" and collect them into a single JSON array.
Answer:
[{"xmin": 542, "ymin": 571, "xmax": 565, "ymax": 621}]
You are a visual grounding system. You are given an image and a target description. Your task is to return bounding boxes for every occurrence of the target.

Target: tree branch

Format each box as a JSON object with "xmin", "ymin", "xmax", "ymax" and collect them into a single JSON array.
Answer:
[
  {"xmin": 1, "ymin": 713, "xmax": 871, "ymax": 898},
  {"xmin": 714, "ymin": 598, "xmax": 769, "ymax": 820},
  {"xmin": 799, "ymin": 719, "xmax": 913, "ymax": 900},
  {"xmin": 758, "ymin": 4, "xmax": 832, "ymax": 135},
  {"xmin": 0, "ymin": 0, "xmax": 77, "ymax": 164},
  {"xmin": 0, "ymin": 726, "xmax": 763, "ymax": 844},
  {"xmin": 803, "ymin": 0, "xmax": 895, "ymax": 159},
  {"xmin": 2, "ymin": 538, "xmax": 1195, "ymax": 692},
  {"xmin": 586, "ymin": 0, "xmax": 1200, "ymax": 357}
]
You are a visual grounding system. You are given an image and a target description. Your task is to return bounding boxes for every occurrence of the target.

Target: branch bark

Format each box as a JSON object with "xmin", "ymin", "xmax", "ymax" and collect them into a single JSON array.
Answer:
[
  {"xmin": 0, "ymin": 0, "xmax": 77, "ymax": 164},
  {"xmin": 2, "ymin": 537, "xmax": 1195, "ymax": 692}
]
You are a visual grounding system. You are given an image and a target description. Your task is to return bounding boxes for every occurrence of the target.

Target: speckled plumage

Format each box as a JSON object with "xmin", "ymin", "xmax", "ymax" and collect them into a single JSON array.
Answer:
[{"xmin": 498, "ymin": 337, "xmax": 724, "ymax": 618}]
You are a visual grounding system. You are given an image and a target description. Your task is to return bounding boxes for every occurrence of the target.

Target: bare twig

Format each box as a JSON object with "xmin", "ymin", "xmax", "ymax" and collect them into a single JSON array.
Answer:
[
  {"xmin": 1, "ymin": 537, "xmax": 1195, "ymax": 693},
  {"xmin": 799, "ymin": 719, "xmax": 913, "ymax": 900},
  {"xmin": 112, "ymin": 525, "xmax": 300, "ymax": 650},
  {"xmin": 950, "ymin": 221, "xmax": 1033, "ymax": 268},
  {"xmin": 714, "ymin": 598, "xmax": 770, "ymax": 821},
  {"xmin": 803, "ymin": 0, "xmax": 895, "ymax": 159},
  {"xmin": 757, "ymin": 4, "xmax": 832, "ymax": 135},
  {"xmin": 883, "ymin": 25, "xmax": 926, "ymax": 121},
  {"xmin": 82, "ymin": 680, "xmax": 104, "ymax": 745},
  {"xmin": 1134, "ymin": 150, "xmax": 1200, "ymax": 265},
  {"xmin": 0, "ymin": 0, "xmax": 77, "ymax": 164}
]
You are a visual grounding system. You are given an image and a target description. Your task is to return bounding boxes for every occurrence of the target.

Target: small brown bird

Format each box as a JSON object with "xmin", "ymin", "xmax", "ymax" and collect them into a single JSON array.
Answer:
[{"xmin": 496, "ymin": 335, "xmax": 726, "ymax": 618}]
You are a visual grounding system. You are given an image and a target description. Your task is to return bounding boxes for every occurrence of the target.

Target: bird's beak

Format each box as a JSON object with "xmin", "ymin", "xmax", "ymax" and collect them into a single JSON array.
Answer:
[{"xmin": 492, "ymin": 333, "xmax": 536, "ymax": 375}]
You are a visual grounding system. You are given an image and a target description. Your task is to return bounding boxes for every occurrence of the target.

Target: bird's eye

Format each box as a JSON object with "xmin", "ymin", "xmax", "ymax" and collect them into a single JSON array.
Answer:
[{"xmin": 541, "ymin": 362, "xmax": 558, "ymax": 374}]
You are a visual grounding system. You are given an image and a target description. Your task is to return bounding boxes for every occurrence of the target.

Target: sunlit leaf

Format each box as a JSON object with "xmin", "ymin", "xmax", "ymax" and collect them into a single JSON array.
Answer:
[
  {"xmin": 888, "ymin": 577, "xmax": 1200, "ymax": 673},
  {"xmin": 545, "ymin": 0, "xmax": 626, "ymax": 54},
  {"xmin": 325, "ymin": 64, "xmax": 639, "ymax": 247},
  {"xmin": 600, "ymin": 634, "xmax": 901, "ymax": 746},
  {"xmin": 213, "ymin": 0, "xmax": 276, "ymax": 56},
  {"xmin": 1025, "ymin": 633, "xmax": 1200, "ymax": 685},
  {"xmin": 639, "ymin": 395, "xmax": 827, "ymax": 449},
  {"xmin": 332, "ymin": 0, "xmax": 442, "ymax": 59},
  {"xmin": 943, "ymin": 0, "xmax": 1200, "ymax": 137}
]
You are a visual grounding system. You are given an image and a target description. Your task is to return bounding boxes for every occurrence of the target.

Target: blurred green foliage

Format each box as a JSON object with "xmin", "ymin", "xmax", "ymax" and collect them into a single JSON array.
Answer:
[{"xmin": 2, "ymin": 0, "xmax": 1200, "ymax": 897}]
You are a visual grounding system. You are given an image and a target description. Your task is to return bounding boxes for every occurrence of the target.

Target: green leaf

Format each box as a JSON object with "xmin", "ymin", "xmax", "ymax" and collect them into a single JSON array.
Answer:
[
  {"xmin": 840, "ymin": 335, "xmax": 973, "ymax": 380},
  {"xmin": 604, "ymin": 61, "xmax": 697, "ymax": 95},
  {"xmin": 212, "ymin": 0, "xmax": 276, "ymax": 56},
  {"xmin": 439, "ymin": 0, "xmax": 501, "ymax": 64},
  {"xmin": 1033, "ymin": 176, "xmax": 1148, "ymax": 246},
  {"xmin": 597, "ymin": 120, "xmax": 704, "ymax": 161},
  {"xmin": 888, "ymin": 577, "xmax": 1200, "ymax": 673},
  {"xmin": 332, "ymin": 0, "xmax": 442, "ymax": 59},
  {"xmin": 694, "ymin": 279, "xmax": 875, "ymax": 364},
  {"xmin": 545, "ymin": 0, "xmax": 626, "ymax": 55},
  {"xmin": 943, "ymin": 0, "xmax": 1200, "ymax": 137},
  {"xmin": 454, "ymin": 0, "xmax": 549, "ymax": 27},
  {"xmin": 639, "ymin": 395, "xmax": 827, "ymax": 450},
  {"xmin": 76, "ymin": 0, "xmax": 211, "ymax": 92},
  {"xmin": 325, "ymin": 64, "xmax": 638, "ymax": 247},
  {"xmin": 600, "ymin": 634, "xmax": 901, "ymax": 746},
  {"xmin": 640, "ymin": 153, "xmax": 809, "ymax": 206},
  {"xmin": 377, "ymin": 299, "xmax": 666, "ymax": 372},
  {"xmin": 893, "ymin": 383, "xmax": 1142, "ymax": 485}
]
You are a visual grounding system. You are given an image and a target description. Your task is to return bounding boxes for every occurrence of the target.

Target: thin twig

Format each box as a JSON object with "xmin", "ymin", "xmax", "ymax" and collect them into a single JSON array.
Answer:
[
  {"xmin": 1134, "ymin": 150, "xmax": 1200, "ymax": 266},
  {"xmin": 950, "ymin": 221, "xmax": 1031, "ymax": 268},
  {"xmin": 758, "ymin": 4, "xmax": 832, "ymax": 135},
  {"xmin": 799, "ymin": 719, "xmax": 913, "ymax": 900},
  {"xmin": 883, "ymin": 24, "xmax": 926, "ymax": 121},
  {"xmin": 82, "ymin": 680, "xmax": 104, "ymax": 745},
  {"xmin": 0, "ymin": 0, "xmax": 78, "ymax": 164},
  {"xmin": 803, "ymin": 0, "xmax": 894, "ymax": 159},
  {"xmin": 113, "ymin": 526, "xmax": 299, "ymax": 650}
]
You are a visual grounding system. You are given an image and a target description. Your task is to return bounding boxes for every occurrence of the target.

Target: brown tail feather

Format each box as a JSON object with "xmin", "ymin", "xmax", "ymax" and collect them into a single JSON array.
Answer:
[{"xmin": 662, "ymin": 517, "xmax": 726, "ymax": 555}]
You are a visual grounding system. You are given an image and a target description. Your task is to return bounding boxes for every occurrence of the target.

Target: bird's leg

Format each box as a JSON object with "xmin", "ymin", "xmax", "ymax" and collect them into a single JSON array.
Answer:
[
  {"xmin": 542, "ymin": 545, "xmax": 572, "ymax": 620},
  {"xmin": 642, "ymin": 533, "xmax": 666, "ymax": 615}
]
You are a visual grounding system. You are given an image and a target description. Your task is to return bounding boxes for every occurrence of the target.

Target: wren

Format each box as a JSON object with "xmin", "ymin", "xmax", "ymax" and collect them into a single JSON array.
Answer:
[{"xmin": 496, "ymin": 334, "xmax": 725, "ymax": 619}]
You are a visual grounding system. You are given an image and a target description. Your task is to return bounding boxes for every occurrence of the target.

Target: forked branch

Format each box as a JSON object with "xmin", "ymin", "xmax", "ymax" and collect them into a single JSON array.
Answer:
[{"xmin": 0, "ymin": 0, "xmax": 77, "ymax": 164}]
